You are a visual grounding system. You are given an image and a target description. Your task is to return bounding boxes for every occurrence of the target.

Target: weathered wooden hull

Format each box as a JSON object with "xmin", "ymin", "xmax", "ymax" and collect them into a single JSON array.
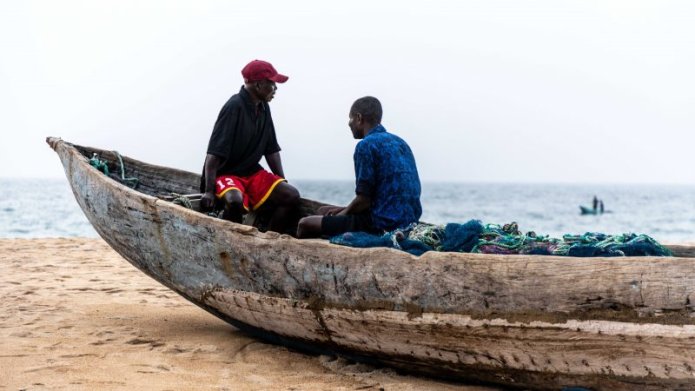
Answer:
[{"xmin": 48, "ymin": 137, "xmax": 695, "ymax": 390}]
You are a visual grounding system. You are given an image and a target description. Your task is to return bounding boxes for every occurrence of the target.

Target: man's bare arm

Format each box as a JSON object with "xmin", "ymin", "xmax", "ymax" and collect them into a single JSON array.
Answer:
[
  {"xmin": 265, "ymin": 152, "xmax": 285, "ymax": 178},
  {"xmin": 201, "ymin": 154, "xmax": 223, "ymax": 210},
  {"xmin": 338, "ymin": 194, "xmax": 371, "ymax": 216}
]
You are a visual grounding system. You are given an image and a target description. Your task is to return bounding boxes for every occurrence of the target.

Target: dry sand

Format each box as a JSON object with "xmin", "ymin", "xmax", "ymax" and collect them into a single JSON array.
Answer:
[{"xmin": 0, "ymin": 238, "xmax": 499, "ymax": 391}]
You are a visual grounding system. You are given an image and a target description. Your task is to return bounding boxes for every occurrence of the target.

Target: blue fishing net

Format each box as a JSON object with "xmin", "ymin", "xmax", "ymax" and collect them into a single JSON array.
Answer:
[{"xmin": 329, "ymin": 220, "xmax": 672, "ymax": 257}]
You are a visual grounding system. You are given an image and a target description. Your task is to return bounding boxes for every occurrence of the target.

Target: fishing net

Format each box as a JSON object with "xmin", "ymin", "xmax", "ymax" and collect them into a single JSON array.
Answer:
[{"xmin": 329, "ymin": 220, "xmax": 672, "ymax": 257}]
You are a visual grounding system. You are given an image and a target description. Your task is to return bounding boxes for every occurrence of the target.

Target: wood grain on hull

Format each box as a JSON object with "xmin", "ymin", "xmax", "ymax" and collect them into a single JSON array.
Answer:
[{"xmin": 207, "ymin": 289, "xmax": 695, "ymax": 390}]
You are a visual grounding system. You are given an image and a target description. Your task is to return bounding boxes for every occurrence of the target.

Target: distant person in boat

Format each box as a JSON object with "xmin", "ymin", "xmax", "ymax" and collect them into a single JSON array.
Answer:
[
  {"xmin": 199, "ymin": 59, "xmax": 300, "ymax": 233},
  {"xmin": 593, "ymin": 195, "xmax": 598, "ymax": 212},
  {"xmin": 599, "ymin": 200, "xmax": 604, "ymax": 214},
  {"xmin": 296, "ymin": 96, "xmax": 422, "ymax": 238}
]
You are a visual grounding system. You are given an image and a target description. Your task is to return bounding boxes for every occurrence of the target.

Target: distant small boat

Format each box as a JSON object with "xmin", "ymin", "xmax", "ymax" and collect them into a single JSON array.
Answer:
[
  {"xmin": 580, "ymin": 205, "xmax": 599, "ymax": 215},
  {"xmin": 47, "ymin": 137, "xmax": 695, "ymax": 391},
  {"xmin": 580, "ymin": 206, "xmax": 610, "ymax": 215}
]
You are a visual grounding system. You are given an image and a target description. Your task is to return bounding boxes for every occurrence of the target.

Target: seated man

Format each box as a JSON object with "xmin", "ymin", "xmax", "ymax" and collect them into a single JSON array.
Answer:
[
  {"xmin": 297, "ymin": 96, "xmax": 422, "ymax": 238},
  {"xmin": 200, "ymin": 59, "xmax": 300, "ymax": 233}
]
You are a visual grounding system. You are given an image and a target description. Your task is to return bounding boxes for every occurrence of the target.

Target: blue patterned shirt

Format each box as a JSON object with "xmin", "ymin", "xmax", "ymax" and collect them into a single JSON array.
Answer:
[{"xmin": 354, "ymin": 124, "xmax": 422, "ymax": 231}]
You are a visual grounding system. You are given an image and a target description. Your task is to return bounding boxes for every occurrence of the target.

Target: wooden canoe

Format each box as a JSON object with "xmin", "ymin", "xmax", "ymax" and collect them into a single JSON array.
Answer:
[
  {"xmin": 47, "ymin": 137, "xmax": 695, "ymax": 390},
  {"xmin": 580, "ymin": 206, "xmax": 598, "ymax": 215},
  {"xmin": 580, "ymin": 206, "xmax": 609, "ymax": 216}
]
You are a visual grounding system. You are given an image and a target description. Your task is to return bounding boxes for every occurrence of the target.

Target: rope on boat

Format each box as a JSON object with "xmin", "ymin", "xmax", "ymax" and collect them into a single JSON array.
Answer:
[
  {"xmin": 114, "ymin": 151, "xmax": 139, "ymax": 189},
  {"xmin": 170, "ymin": 193, "xmax": 193, "ymax": 209},
  {"xmin": 89, "ymin": 153, "xmax": 109, "ymax": 175},
  {"xmin": 88, "ymin": 151, "xmax": 139, "ymax": 189},
  {"xmin": 330, "ymin": 220, "xmax": 673, "ymax": 257}
]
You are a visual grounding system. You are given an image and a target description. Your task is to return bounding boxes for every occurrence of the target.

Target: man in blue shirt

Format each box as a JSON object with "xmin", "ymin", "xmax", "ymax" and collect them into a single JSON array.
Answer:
[{"xmin": 297, "ymin": 96, "xmax": 422, "ymax": 238}]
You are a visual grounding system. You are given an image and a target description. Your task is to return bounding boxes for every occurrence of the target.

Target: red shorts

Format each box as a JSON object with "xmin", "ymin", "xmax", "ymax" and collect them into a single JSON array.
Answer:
[{"xmin": 215, "ymin": 170, "xmax": 286, "ymax": 211}]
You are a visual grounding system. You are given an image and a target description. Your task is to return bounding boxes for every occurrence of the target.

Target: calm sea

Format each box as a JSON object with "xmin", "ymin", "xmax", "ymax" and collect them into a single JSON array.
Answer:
[{"xmin": 2, "ymin": 178, "xmax": 694, "ymax": 243}]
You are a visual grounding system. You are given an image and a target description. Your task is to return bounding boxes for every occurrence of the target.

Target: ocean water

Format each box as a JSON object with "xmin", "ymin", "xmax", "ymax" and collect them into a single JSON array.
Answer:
[{"xmin": 2, "ymin": 178, "xmax": 694, "ymax": 243}]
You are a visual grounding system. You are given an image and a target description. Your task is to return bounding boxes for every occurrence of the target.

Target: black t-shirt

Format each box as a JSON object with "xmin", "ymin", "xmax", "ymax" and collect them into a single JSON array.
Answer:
[{"xmin": 202, "ymin": 86, "xmax": 281, "ymax": 187}]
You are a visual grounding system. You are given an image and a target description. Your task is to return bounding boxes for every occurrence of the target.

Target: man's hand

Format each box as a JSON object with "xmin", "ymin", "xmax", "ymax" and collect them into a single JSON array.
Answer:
[{"xmin": 200, "ymin": 191, "xmax": 216, "ymax": 211}]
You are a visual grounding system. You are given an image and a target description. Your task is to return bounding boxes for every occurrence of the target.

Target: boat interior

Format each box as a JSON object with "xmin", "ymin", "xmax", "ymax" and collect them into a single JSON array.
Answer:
[
  {"xmin": 72, "ymin": 142, "xmax": 695, "ymax": 258},
  {"xmin": 73, "ymin": 144, "xmax": 323, "ymax": 236}
]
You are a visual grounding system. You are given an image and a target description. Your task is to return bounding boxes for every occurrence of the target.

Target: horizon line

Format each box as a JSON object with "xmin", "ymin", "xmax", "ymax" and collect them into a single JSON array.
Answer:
[{"xmin": 2, "ymin": 176, "xmax": 694, "ymax": 187}]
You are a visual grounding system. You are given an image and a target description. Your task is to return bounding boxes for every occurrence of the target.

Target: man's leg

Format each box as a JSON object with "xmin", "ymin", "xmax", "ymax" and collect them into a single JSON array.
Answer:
[
  {"xmin": 296, "ymin": 215, "xmax": 323, "ymax": 238},
  {"xmin": 221, "ymin": 189, "xmax": 245, "ymax": 223},
  {"xmin": 264, "ymin": 182, "xmax": 300, "ymax": 233},
  {"xmin": 297, "ymin": 214, "xmax": 373, "ymax": 239}
]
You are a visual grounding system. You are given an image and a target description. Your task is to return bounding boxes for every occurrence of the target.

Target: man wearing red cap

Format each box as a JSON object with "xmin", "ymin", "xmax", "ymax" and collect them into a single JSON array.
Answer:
[{"xmin": 200, "ymin": 60, "xmax": 300, "ymax": 233}]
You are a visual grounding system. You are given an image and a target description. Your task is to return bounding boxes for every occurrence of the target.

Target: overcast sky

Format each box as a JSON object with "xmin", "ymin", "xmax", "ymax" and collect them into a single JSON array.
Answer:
[{"xmin": 1, "ymin": 0, "xmax": 694, "ymax": 184}]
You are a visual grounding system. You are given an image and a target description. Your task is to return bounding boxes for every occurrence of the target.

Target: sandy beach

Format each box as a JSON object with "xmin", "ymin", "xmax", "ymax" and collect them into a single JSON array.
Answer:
[{"xmin": 0, "ymin": 238, "xmax": 498, "ymax": 391}]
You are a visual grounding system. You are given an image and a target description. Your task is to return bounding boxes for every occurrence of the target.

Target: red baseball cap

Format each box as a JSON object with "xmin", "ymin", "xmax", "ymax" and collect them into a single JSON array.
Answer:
[{"xmin": 241, "ymin": 60, "xmax": 289, "ymax": 83}]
